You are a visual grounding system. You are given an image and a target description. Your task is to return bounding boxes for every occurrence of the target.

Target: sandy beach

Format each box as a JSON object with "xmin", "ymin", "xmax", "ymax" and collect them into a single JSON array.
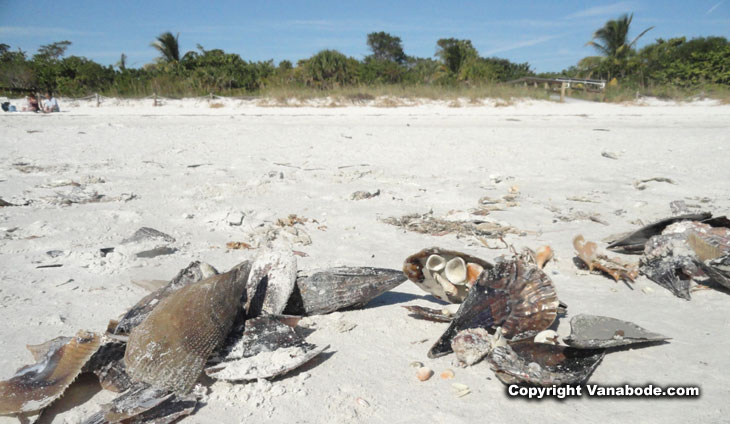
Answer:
[{"xmin": 1, "ymin": 98, "xmax": 729, "ymax": 423}]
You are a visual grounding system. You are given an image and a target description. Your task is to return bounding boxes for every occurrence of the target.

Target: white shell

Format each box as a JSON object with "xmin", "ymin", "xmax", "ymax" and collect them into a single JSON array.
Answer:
[
  {"xmin": 435, "ymin": 273, "xmax": 458, "ymax": 296},
  {"xmin": 445, "ymin": 257, "xmax": 467, "ymax": 285},
  {"xmin": 490, "ymin": 327, "xmax": 508, "ymax": 349},
  {"xmin": 426, "ymin": 254, "xmax": 446, "ymax": 272},
  {"xmin": 534, "ymin": 329, "xmax": 561, "ymax": 345}
]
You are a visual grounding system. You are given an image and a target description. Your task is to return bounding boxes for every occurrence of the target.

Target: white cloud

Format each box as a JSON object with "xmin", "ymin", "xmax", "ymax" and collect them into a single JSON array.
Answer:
[
  {"xmin": 481, "ymin": 34, "xmax": 566, "ymax": 56},
  {"xmin": 706, "ymin": 1, "xmax": 724, "ymax": 14},
  {"xmin": 565, "ymin": 2, "xmax": 635, "ymax": 19},
  {"xmin": 0, "ymin": 26, "xmax": 101, "ymax": 37}
]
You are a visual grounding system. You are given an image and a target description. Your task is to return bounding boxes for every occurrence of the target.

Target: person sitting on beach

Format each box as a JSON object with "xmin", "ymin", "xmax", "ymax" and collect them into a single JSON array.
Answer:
[
  {"xmin": 42, "ymin": 92, "xmax": 60, "ymax": 113},
  {"xmin": 23, "ymin": 93, "xmax": 40, "ymax": 112}
]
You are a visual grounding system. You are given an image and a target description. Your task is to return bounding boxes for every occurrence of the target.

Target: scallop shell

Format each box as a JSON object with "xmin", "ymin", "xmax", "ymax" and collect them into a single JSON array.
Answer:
[
  {"xmin": 0, "ymin": 330, "xmax": 101, "ymax": 415},
  {"xmin": 487, "ymin": 340, "xmax": 604, "ymax": 386},
  {"xmin": 124, "ymin": 261, "xmax": 251, "ymax": 394},
  {"xmin": 113, "ymin": 261, "xmax": 219, "ymax": 335},
  {"xmin": 403, "ymin": 248, "xmax": 492, "ymax": 303},
  {"xmin": 428, "ymin": 258, "xmax": 559, "ymax": 358},
  {"xmin": 564, "ymin": 314, "xmax": 669, "ymax": 349},
  {"xmin": 283, "ymin": 267, "xmax": 406, "ymax": 316}
]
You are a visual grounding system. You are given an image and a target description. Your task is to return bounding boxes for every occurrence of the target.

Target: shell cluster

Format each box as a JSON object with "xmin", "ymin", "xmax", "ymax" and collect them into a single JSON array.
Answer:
[{"xmin": 403, "ymin": 248, "xmax": 491, "ymax": 303}]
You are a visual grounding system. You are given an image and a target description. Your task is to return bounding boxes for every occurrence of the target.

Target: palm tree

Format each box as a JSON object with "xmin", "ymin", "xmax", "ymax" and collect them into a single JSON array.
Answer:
[
  {"xmin": 587, "ymin": 14, "xmax": 653, "ymax": 60},
  {"xmin": 151, "ymin": 32, "xmax": 181, "ymax": 63}
]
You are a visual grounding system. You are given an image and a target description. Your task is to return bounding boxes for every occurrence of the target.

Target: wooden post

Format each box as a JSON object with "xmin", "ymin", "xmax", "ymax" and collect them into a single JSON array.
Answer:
[
  {"xmin": 560, "ymin": 82, "xmax": 567, "ymax": 102},
  {"xmin": 95, "ymin": 93, "xmax": 100, "ymax": 107},
  {"xmin": 209, "ymin": 92, "xmax": 213, "ymax": 99},
  {"xmin": 154, "ymin": 92, "xmax": 158, "ymax": 107}
]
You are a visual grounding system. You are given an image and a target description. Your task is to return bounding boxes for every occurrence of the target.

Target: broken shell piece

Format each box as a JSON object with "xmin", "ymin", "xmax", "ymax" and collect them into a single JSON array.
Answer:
[
  {"xmin": 426, "ymin": 254, "xmax": 446, "ymax": 272},
  {"xmin": 535, "ymin": 246, "xmax": 554, "ymax": 269},
  {"xmin": 403, "ymin": 305, "xmax": 453, "ymax": 322},
  {"xmin": 564, "ymin": 314, "xmax": 669, "ymax": 349},
  {"xmin": 246, "ymin": 247, "xmax": 298, "ymax": 317},
  {"xmin": 125, "ymin": 262, "xmax": 251, "ymax": 394},
  {"xmin": 284, "ymin": 267, "xmax": 406, "ymax": 316},
  {"xmin": 452, "ymin": 328, "xmax": 492, "ymax": 366},
  {"xmin": 435, "ymin": 273, "xmax": 458, "ymax": 296},
  {"xmin": 445, "ymin": 257, "xmax": 467, "ymax": 284},
  {"xmin": 440, "ymin": 369, "xmax": 455, "ymax": 379},
  {"xmin": 490, "ymin": 328, "xmax": 508, "ymax": 349},
  {"xmin": 452, "ymin": 383, "xmax": 471, "ymax": 397},
  {"xmin": 533, "ymin": 330, "xmax": 560, "ymax": 345},
  {"xmin": 641, "ymin": 221, "xmax": 730, "ymax": 299},
  {"xmin": 205, "ymin": 316, "xmax": 327, "ymax": 381},
  {"xmin": 403, "ymin": 247, "xmax": 492, "ymax": 303},
  {"xmin": 466, "ymin": 263, "xmax": 484, "ymax": 285},
  {"xmin": 606, "ymin": 212, "xmax": 714, "ymax": 254},
  {"xmin": 410, "ymin": 361, "xmax": 424, "ymax": 368},
  {"xmin": 416, "ymin": 367, "xmax": 433, "ymax": 381},
  {"xmin": 487, "ymin": 341, "xmax": 604, "ymax": 386},
  {"xmin": 428, "ymin": 258, "xmax": 560, "ymax": 358},
  {"xmin": 574, "ymin": 235, "xmax": 638, "ymax": 282},
  {"xmin": 0, "ymin": 331, "xmax": 101, "ymax": 415}
]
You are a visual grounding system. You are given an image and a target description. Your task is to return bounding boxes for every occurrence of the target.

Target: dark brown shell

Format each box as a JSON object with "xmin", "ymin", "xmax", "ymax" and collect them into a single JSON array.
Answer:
[
  {"xmin": 124, "ymin": 261, "xmax": 250, "ymax": 394},
  {"xmin": 487, "ymin": 340, "xmax": 604, "ymax": 386},
  {"xmin": 284, "ymin": 267, "xmax": 405, "ymax": 316},
  {"xmin": 113, "ymin": 261, "xmax": 218, "ymax": 335},
  {"xmin": 428, "ymin": 258, "xmax": 559, "ymax": 358},
  {"xmin": 403, "ymin": 247, "xmax": 492, "ymax": 303},
  {"xmin": 0, "ymin": 331, "xmax": 101, "ymax": 414}
]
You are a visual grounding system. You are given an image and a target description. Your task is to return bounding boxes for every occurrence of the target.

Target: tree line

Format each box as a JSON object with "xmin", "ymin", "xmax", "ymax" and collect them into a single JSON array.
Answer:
[{"xmin": 1, "ymin": 14, "xmax": 728, "ymax": 98}]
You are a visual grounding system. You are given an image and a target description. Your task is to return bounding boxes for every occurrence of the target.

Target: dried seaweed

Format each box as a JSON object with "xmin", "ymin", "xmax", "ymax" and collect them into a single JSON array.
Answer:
[{"xmin": 382, "ymin": 211, "xmax": 518, "ymax": 238}]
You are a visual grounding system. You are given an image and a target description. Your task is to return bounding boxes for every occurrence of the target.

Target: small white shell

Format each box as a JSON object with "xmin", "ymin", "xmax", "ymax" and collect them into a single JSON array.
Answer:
[
  {"xmin": 445, "ymin": 257, "xmax": 467, "ymax": 285},
  {"xmin": 490, "ymin": 327, "xmax": 507, "ymax": 349},
  {"xmin": 426, "ymin": 255, "xmax": 446, "ymax": 272},
  {"xmin": 533, "ymin": 329, "xmax": 561, "ymax": 345}
]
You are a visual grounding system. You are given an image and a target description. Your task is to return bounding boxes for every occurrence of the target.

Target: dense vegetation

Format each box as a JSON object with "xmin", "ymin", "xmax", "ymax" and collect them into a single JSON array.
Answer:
[
  {"xmin": 1, "ymin": 14, "xmax": 729, "ymax": 100},
  {"xmin": 548, "ymin": 14, "xmax": 730, "ymax": 95}
]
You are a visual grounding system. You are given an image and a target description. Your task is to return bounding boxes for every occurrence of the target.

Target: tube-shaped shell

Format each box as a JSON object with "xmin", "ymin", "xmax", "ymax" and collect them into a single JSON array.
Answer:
[
  {"xmin": 425, "ymin": 255, "xmax": 446, "ymax": 272},
  {"xmin": 124, "ymin": 261, "xmax": 251, "ymax": 394},
  {"xmin": 444, "ymin": 257, "xmax": 467, "ymax": 285},
  {"xmin": 0, "ymin": 331, "xmax": 101, "ymax": 414},
  {"xmin": 403, "ymin": 248, "xmax": 492, "ymax": 303}
]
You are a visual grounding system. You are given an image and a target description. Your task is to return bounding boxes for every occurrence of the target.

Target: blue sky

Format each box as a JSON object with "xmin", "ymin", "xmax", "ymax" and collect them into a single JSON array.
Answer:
[{"xmin": 1, "ymin": 1, "xmax": 728, "ymax": 72}]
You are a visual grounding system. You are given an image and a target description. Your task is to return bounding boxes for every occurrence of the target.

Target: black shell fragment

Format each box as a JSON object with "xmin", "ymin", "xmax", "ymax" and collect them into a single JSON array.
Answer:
[
  {"xmin": 284, "ymin": 267, "xmax": 406, "ymax": 316},
  {"xmin": 564, "ymin": 314, "xmax": 669, "ymax": 349},
  {"xmin": 487, "ymin": 340, "xmax": 604, "ymax": 386}
]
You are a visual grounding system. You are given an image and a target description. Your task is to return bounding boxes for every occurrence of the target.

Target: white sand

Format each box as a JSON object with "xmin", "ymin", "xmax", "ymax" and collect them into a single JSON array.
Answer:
[{"xmin": 1, "ymin": 97, "xmax": 729, "ymax": 423}]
